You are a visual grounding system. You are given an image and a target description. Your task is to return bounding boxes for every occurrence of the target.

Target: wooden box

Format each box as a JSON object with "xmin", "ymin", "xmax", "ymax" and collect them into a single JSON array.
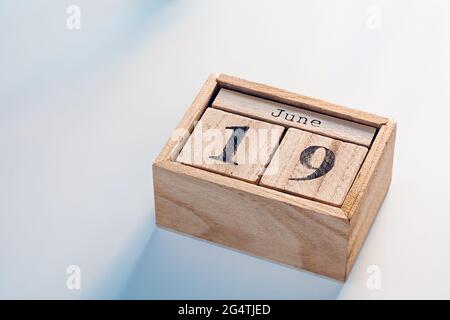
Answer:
[{"xmin": 153, "ymin": 74, "xmax": 396, "ymax": 281}]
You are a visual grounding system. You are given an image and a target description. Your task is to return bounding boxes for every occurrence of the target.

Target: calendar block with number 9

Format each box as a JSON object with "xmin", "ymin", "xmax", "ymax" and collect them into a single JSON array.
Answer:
[{"xmin": 153, "ymin": 74, "xmax": 396, "ymax": 281}]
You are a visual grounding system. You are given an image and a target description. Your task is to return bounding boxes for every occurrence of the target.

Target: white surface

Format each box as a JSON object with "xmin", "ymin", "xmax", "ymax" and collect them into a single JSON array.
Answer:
[{"xmin": 1, "ymin": 0, "xmax": 450, "ymax": 299}]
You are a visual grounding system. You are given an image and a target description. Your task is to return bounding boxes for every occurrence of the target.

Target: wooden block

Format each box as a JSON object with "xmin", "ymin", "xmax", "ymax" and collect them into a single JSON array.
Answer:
[
  {"xmin": 176, "ymin": 108, "xmax": 285, "ymax": 183},
  {"xmin": 260, "ymin": 129, "xmax": 368, "ymax": 206},
  {"xmin": 344, "ymin": 120, "xmax": 396, "ymax": 275},
  {"xmin": 216, "ymin": 74, "xmax": 389, "ymax": 127},
  {"xmin": 213, "ymin": 89, "xmax": 376, "ymax": 147},
  {"xmin": 153, "ymin": 74, "xmax": 396, "ymax": 281},
  {"xmin": 154, "ymin": 160, "xmax": 349, "ymax": 281}
]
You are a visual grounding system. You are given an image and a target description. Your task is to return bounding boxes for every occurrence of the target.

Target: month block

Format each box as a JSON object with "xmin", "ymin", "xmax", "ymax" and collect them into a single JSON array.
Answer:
[
  {"xmin": 153, "ymin": 74, "xmax": 396, "ymax": 281},
  {"xmin": 176, "ymin": 108, "xmax": 285, "ymax": 183},
  {"xmin": 261, "ymin": 129, "xmax": 368, "ymax": 206},
  {"xmin": 213, "ymin": 89, "xmax": 376, "ymax": 147}
]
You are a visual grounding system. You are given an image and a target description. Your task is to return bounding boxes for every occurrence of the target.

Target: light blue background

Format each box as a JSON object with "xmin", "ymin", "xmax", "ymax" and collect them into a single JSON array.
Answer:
[{"xmin": 1, "ymin": 0, "xmax": 450, "ymax": 299}]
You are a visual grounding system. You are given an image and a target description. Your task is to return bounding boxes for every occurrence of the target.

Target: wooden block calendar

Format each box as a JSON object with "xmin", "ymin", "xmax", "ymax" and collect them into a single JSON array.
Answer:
[{"xmin": 153, "ymin": 74, "xmax": 396, "ymax": 281}]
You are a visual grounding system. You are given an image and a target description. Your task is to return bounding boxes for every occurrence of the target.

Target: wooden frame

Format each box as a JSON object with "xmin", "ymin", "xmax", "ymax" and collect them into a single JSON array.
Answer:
[{"xmin": 153, "ymin": 74, "xmax": 396, "ymax": 281}]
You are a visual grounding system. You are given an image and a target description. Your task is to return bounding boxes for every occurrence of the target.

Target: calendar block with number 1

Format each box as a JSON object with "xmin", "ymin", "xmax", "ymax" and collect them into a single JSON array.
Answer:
[{"xmin": 153, "ymin": 74, "xmax": 396, "ymax": 281}]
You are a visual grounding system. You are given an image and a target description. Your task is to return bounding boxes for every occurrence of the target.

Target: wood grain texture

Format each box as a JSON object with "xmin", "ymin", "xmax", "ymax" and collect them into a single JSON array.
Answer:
[
  {"xmin": 213, "ymin": 89, "xmax": 376, "ymax": 147},
  {"xmin": 217, "ymin": 74, "xmax": 389, "ymax": 128},
  {"xmin": 343, "ymin": 120, "xmax": 396, "ymax": 277},
  {"xmin": 155, "ymin": 74, "xmax": 219, "ymax": 163},
  {"xmin": 176, "ymin": 108, "xmax": 285, "ymax": 183},
  {"xmin": 154, "ymin": 160, "xmax": 349, "ymax": 281},
  {"xmin": 261, "ymin": 128, "xmax": 368, "ymax": 206},
  {"xmin": 153, "ymin": 74, "xmax": 396, "ymax": 281}
]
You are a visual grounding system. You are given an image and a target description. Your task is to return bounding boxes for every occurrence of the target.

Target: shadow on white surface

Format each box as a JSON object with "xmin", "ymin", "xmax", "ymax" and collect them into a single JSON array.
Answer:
[
  {"xmin": 121, "ymin": 227, "xmax": 343, "ymax": 299},
  {"xmin": 85, "ymin": 213, "xmax": 155, "ymax": 299},
  {"xmin": 0, "ymin": 0, "xmax": 181, "ymax": 299}
]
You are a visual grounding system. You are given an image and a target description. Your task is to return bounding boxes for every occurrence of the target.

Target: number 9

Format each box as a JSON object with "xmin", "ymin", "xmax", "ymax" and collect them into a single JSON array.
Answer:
[{"xmin": 289, "ymin": 146, "xmax": 335, "ymax": 181}]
